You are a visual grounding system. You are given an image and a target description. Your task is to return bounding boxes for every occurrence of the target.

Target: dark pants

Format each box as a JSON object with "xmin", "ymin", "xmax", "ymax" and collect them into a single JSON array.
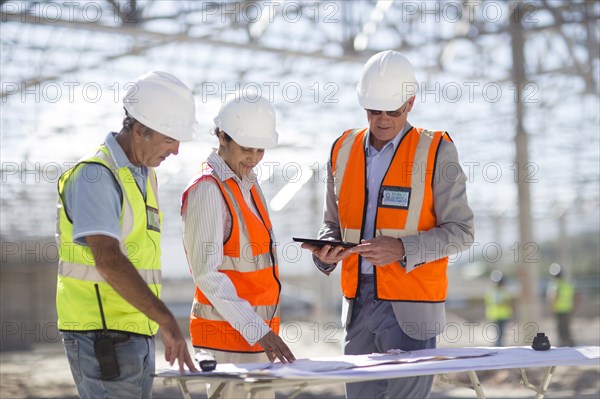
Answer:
[
  {"xmin": 344, "ymin": 275, "xmax": 436, "ymax": 399},
  {"xmin": 556, "ymin": 312, "xmax": 575, "ymax": 346},
  {"xmin": 493, "ymin": 319, "xmax": 508, "ymax": 346}
]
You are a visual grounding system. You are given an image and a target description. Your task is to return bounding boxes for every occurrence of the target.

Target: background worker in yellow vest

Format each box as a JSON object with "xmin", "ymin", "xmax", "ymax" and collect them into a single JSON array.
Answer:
[
  {"xmin": 546, "ymin": 263, "xmax": 580, "ymax": 346},
  {"xmin": 301, "ymin": 50, "xmax": 474, "ymax": 399},
  {"xmin": 56, "ymin": 71, "xmax": 199, "ymax": 398},
  {"xmin": 182, "ymin": 94, "xmax": 296, "ymax": 399},
  {"xmin": 485, "ymin": 270, "xmax": 514, "ymax": 346}
]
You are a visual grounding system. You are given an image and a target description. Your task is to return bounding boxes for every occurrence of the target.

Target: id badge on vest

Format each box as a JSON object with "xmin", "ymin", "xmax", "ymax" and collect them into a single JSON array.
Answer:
[
  {"xmin": 379, "ymin": 186, "xmax": 411, "ymax": 209},
  {"xmin": 146, "ymin": 206, "xmax": 161, "ymax": 232}
]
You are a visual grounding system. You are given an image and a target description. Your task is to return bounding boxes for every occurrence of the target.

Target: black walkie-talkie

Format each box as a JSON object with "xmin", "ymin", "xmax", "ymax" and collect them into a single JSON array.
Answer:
[{"xmin": 94, "ymin": 284, "xmax": 120, "ymax": 380}]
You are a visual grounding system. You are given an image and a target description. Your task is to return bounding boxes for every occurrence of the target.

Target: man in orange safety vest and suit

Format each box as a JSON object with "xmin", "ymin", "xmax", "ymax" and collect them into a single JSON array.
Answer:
[{"xmin": 301, "ymin": 50, "xmax": 475, "ymax": 399}]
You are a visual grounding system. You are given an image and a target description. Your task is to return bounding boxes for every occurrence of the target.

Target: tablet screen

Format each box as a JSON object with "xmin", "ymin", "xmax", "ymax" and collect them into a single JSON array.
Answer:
[{"xmin": 292, "ymin": 237, "xmax": 357, "ymax": 248}]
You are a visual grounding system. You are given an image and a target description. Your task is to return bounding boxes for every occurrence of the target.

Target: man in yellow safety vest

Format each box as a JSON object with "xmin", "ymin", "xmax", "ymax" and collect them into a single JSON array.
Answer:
[
  {"xmin": 56, "ymin": 71, "xmax": 199, "ymax": 398},
  {"xmin": 546, "ymin": 263, "xmax": 579, "ymax": 346},
  {"xmin": 485, "ymin": 270, "xmax": 513, "ymax": 346}
]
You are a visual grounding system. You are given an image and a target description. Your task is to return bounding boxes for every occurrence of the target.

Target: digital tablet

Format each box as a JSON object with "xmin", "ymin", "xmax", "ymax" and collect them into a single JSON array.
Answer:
[{"xmin": 292, "ymin": 237, "xmax": 357, "ymax": 248}]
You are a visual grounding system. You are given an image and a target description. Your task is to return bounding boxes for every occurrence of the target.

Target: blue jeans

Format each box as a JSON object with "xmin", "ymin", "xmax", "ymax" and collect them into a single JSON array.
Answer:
[{"xmin": 62, "ymin": 331, "xmax": 155, "ymax": 399}]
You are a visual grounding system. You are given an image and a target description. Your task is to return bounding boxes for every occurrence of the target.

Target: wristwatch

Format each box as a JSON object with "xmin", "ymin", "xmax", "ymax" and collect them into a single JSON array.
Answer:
[
  {"xmin": 400, "ymin": 255, "xmax": 407, "ymax": 268},
  {"xmin": 398, "ymin": 238, "xmax": 407, "ymax": 267}
]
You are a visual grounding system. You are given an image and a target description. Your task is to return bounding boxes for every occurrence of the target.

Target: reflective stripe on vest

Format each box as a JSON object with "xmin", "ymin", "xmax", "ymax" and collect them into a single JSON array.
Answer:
[
  {"xmin": 56, "ymin": 145, "xmax": 162, "ymax": 336},
  {"xmin": 332, "ymin": 127, "xmax": 450, "ymax": 302},
  {"xmin": 58, "ymin": 261, "xmax": 161, "ymax": 283},
  {"xmin": 182, "ymin": 167, "xmax": 280, "ymax": 353}
]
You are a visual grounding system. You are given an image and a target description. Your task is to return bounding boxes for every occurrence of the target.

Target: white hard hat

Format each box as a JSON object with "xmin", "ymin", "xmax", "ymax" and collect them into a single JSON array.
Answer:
[
  {"xmin": 356, "ymin": 50, "xmax": 419, "ymax": 111},
  {"xmin": 123, "ymin": 71, "xmax": 199, "ymax": 141},
  {"xmin": 490, "ymin": 269, "xmax": 504, "ymax": 284},
  {"xmin": 214, "ymin": 94, "xmax": 278, "ymax": 149},
  {"xmin": 549, "ymin": 263, "xmax": 562, "ymax": 277}
]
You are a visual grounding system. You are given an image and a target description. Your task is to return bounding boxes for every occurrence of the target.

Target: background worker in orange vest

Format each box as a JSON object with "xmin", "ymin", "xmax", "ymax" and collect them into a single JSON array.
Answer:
[
  {"xmin": 181, "ymin": 94, "xmax": 295, "ymax": 399},
  {"xmin": 301, "ymin": 50, "xmax": 474, "ymax": 399}
]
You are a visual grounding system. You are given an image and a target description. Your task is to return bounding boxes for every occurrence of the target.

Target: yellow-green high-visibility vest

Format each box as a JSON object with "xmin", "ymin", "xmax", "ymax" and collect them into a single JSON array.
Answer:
[
  {"xmin": 553, "ymin": 279, "xmax": 575, "ymax": 313},
  {"xmin": 56, "ymin": 145, "xmax": 162, "ymax": 335},
  {"xmin": 485, "ymin": 287, "xmax": 513, "ymax": 321}
]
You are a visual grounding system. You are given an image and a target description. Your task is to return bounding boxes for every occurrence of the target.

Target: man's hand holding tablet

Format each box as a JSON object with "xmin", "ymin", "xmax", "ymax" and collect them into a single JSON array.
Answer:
[{"xmin": 294, "ymin": 237, "xmax": 356, "ymax": 271}]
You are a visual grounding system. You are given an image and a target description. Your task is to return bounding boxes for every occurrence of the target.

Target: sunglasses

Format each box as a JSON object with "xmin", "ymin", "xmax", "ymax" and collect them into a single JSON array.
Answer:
[{"xmin": 366, "ymin": 101, "xmax": 410, "ymax": 118}]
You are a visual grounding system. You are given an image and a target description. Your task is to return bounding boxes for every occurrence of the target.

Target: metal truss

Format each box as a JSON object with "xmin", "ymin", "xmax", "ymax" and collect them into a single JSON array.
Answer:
[
  {"xmin": 1, "ymin": 0, "xmax": 598, "ymax": 96},
  {"xmin": 1, "ymin": 0, "xmax": 599, "ymax": 236}
]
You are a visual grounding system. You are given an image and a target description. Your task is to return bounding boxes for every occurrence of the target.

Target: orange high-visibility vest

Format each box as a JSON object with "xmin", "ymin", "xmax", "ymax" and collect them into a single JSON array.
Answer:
[
  {"xmin": 181, "ymin": 167, "xmax": 280, "ymax": 352},
  {"xmin": 332, "ymin": 127, "xmax": 451, "ymax": 302}
]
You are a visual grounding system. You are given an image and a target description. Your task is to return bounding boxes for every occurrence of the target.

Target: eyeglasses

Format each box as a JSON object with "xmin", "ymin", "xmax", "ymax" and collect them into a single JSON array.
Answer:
[{"xmin": 366, "ymin": 101, "xmax": 410, "ymax": 118}]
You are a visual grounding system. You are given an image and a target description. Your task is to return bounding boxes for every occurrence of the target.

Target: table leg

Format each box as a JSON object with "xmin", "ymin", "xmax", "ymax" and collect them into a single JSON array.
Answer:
[
  {"xmin": 439, "ymin": 371, "xmax": 487, "ymax": 399},
  {"xmin": 467, "ymin": 370, "xmax": 486, "ymax": 399},
  {"xmin": 286, "ymin": 382, "xmax": 309, "ymax": 399},
  {"xmin": 209, "ymin": 382, "xmax": 227, "ymax": 399},
  {"xmin": 176, "ymin": 380, "xmax": 193, "ymax": 399},
  {"xmin": 520, "ymin": 366, "xmax": 556, "ymax": 399}
]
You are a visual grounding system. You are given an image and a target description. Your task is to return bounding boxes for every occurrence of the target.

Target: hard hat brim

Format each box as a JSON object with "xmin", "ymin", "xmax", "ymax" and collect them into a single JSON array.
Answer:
[
  {"xmin": 357, "ymin": 84, "xmax": 415, "ymax": 111},
  {"xmin": 224, "ymin": 130, "xmax": 279, "ymax": 149},
  {"xmin": 124, "ymin": 104, "xmax": 199, "ymax": 142}
]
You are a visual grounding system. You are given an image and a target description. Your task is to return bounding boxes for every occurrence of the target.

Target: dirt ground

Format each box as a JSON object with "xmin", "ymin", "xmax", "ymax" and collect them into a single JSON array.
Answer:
[{"xmin": 1, "ymin": 317, "xmax": 599, "ymax": 399}]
